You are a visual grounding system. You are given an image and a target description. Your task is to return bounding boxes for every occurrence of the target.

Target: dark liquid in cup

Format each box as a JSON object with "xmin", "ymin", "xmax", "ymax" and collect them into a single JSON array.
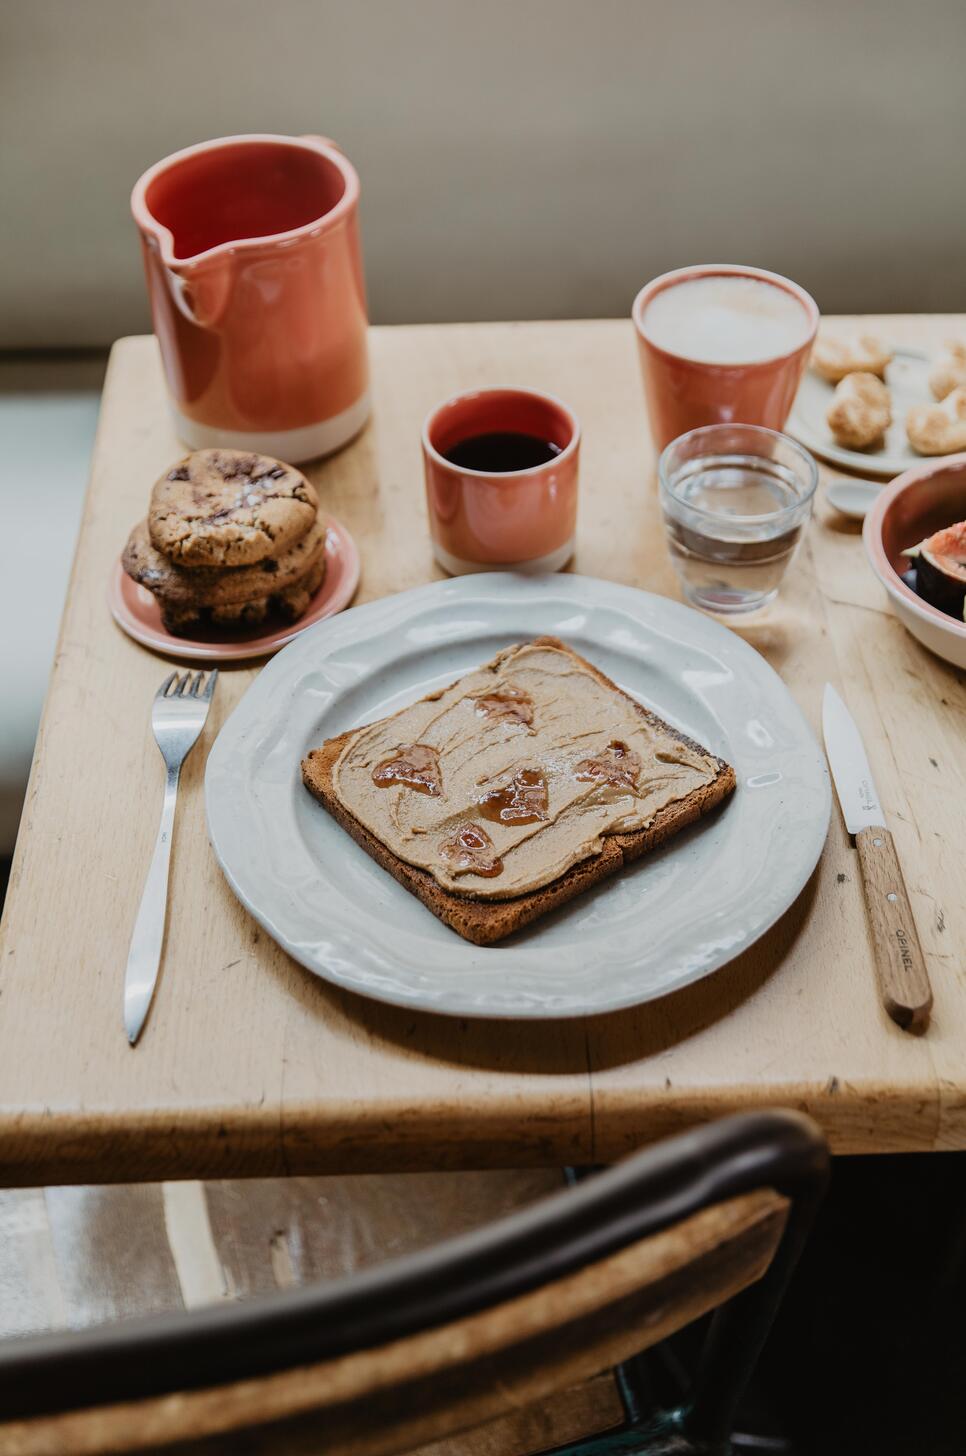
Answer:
[{"xmin": 443, "ymin": 432, "xmax": 562, "ymax": 472}]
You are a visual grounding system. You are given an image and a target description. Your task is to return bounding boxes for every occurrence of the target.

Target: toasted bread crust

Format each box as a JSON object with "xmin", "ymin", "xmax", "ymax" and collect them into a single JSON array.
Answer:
[{"xmin": 301, "ymin": 637, "xmax": 736, "ymax": 945}]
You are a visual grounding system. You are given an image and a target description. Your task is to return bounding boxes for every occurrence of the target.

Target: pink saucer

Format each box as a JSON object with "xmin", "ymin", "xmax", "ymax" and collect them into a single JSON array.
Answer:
[{"xmin": 108, "ymin": 517, "xmax": 360, "ymax": 661}]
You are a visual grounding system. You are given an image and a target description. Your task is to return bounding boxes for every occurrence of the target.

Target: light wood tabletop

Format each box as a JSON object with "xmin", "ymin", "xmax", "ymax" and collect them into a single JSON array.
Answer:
[{"xmin": 1, "ymin": 319, "xmax": 963, "ymax": 1186}]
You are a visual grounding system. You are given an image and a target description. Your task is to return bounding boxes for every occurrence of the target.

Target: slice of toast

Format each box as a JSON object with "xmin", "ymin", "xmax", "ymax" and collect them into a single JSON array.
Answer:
[{"xmin": 301, "ymin": 637, "xmax": 736, "ymax": 946}]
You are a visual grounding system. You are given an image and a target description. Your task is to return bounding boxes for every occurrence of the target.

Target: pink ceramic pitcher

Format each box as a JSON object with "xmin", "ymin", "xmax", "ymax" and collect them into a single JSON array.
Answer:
[{"xmin": 132, "ymin": 134, "xmax": 369, "ymax": 463}]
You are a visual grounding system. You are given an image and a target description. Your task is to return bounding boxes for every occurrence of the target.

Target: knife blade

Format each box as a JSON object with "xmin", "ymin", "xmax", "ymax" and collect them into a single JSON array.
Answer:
[
  {"xmin": 822, "ymin": 684, "xmax": 932, "ymax": 1032},
  {"xmin": 822, "ymin": 684, "xmax": 885, "ymax": 834}
]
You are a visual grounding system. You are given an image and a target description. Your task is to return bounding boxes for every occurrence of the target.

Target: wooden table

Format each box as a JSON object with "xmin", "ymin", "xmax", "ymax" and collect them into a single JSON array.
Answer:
[{"xmin": 1, "ymin": 319, "xmax": 963, "ymax": 1187}]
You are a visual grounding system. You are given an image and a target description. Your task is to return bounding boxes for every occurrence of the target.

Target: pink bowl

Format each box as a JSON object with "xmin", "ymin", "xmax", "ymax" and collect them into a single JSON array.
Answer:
[{"xmin": 863, "ymin": 453, "xmax": 966, "ymax": 669}]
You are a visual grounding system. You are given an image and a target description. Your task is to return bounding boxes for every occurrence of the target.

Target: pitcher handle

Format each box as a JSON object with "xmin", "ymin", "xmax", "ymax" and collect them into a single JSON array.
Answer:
[{"xmin": 301, "ymin": 134, "xmax": 343, "ymax": 152}]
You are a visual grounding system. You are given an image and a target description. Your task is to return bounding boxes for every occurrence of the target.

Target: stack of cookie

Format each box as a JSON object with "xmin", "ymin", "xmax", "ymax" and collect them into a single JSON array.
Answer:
[{"xmin": 123, "ymin": 449, "xmax": 327, "ymax": 635}]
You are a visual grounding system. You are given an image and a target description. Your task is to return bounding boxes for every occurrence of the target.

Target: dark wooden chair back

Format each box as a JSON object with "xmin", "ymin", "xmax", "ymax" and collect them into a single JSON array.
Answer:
[{"xmin": 0, "ymin": 1111, "xmax": 828, "ymax": 1456}]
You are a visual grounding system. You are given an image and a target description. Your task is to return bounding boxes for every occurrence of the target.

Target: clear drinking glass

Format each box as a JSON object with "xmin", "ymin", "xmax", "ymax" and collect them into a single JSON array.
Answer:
[{"xmin": 658, "ymin": 423, "xmax": 818, "ymax": 614}]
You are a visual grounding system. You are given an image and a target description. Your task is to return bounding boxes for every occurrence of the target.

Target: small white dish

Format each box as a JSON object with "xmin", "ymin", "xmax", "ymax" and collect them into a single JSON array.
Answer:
[
  {"xmin": 826, "ymin": 479, "xmax": 880, "ymax": 520},
  {"xmin": 205, "ymin": 573, "xmax": 830, "ymax": 1019},
  {"xmin": 790, "ymin": 348, "xmax": 937, "ymax": 479}
]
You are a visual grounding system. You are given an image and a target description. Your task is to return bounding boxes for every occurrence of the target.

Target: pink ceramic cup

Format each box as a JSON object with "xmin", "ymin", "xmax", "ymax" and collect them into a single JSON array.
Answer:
[
  {"xmin": 131, "ymin": 134, "xmax": 369, "ymax": 464},
  {"xmin": 422, "ymin": 388, "xmax": 580, "ymax": 575},
  {"xmin": 632, "ymin": 264, "xmax": 819, "ymax": 453}
]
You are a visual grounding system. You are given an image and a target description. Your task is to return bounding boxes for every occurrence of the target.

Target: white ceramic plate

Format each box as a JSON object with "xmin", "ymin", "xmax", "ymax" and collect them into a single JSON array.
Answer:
[
  {"xmin": 789, "ymin": 348, "xmax": 935, "ymax": 479},
  {"xmin": 205, "ymin": 574, "xmax": 830, "ymax": 1019}
]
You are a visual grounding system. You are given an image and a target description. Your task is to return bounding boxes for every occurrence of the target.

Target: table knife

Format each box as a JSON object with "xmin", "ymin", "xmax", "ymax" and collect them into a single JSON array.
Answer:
[{"xmin": 822, "ymin": 684, "xmax": 932, "ymax": 1032}]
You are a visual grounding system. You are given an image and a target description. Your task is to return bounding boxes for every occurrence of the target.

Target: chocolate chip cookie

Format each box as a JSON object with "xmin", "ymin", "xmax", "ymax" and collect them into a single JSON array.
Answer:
[
  {"xmin": 123, "ymin": 515, "xmax": 328, "ymax": 635},
  {"xmin": 148, "ymin": 449, "xmax": 318, "ymax": 567}
]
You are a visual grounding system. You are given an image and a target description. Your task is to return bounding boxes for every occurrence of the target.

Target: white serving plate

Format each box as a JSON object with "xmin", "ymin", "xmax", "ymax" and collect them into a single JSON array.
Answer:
[{"xmin": 205, "ymin": 574, "xmax": 830, "ymax": 1019}]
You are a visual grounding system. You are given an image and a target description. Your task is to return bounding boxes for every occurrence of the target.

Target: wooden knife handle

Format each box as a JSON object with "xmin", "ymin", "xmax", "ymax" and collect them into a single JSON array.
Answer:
[{"xmin": 855, "ymin": 827, "xmax": 933, "ymax": 1032}]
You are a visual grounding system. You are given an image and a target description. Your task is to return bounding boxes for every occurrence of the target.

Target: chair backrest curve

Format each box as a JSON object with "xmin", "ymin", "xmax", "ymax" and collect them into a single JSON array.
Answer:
[
  {"xmin": 0, "ymin": 1110, "xmax": 827, "ymax": 1427},
  {"xmin": 0, "ymin": 1189, "xmax": 789, "ymax": 1456}
]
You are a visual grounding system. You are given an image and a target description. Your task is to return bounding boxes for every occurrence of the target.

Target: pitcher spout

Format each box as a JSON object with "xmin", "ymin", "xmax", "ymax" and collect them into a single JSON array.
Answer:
[
  {"xmin": 154, "ymin": 250, "xmax": 234, "ymax": 330},
  {"xmin": 131, "ymin": 134, "xmax": 369, "ymax": 462}
]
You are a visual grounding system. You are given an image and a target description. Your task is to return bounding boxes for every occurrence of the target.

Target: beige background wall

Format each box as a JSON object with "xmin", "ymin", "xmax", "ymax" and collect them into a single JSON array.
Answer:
[{"xmin": 3, "ymin": 0, "xmax": 966, "ymax": 348}]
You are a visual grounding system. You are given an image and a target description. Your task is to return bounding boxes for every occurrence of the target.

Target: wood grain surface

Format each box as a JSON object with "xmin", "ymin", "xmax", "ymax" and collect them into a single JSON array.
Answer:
[
  {"xmin": 854, "ymin": 826, "xmax": 933, "ymax": 1031},
  {"xmin": 0, "ymin": 319, "xmax": 963, "ymax": 1184}
]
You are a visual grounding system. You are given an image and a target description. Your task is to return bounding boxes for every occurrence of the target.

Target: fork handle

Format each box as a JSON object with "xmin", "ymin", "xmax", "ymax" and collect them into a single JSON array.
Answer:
[{"xmin": 124, "ymin": 764, "xmax": 180, "ymax": 1044}]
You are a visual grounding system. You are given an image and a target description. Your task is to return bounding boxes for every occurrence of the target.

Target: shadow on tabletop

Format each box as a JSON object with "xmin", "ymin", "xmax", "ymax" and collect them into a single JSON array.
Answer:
[
  {"xmin": 268, "ymin": 861, "xmax": 820, "ymax": 1077},
  {"xmin": 711, "ymin": 592, "xmax": 823, "ymax": 681},
  {"xmin": 819, "ymin": 505, "xmax": 864, "ymax": 538}
]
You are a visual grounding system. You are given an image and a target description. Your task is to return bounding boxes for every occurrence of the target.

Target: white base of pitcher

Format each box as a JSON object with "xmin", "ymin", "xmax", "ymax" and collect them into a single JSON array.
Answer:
[
  {"xmin": 432, "ymin": 536, "xmax": 575, "ymax": 577},
  {"xmin": 170, "ymin": 393, "xmax": 370, "ymax": 464}
]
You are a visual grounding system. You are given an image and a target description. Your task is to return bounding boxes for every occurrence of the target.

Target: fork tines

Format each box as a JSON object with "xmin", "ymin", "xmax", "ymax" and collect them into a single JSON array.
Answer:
[{"xmin": 158, "ymin": 669, "xmax": 219, "ymax": 699}]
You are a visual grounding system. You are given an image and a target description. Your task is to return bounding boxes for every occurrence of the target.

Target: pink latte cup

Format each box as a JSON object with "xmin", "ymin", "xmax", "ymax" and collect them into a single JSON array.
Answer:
[
  {"xmin": 132, "ymin": 134, "xmax": 369, "ymax": 463},
  {"xmin": 632, "ymin": 264, "xmax": 818, "ymax": 453}
]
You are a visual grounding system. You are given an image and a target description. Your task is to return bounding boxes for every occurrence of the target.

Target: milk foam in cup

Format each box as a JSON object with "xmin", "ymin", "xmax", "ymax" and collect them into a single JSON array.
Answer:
[
  {"xmin": 641, "ymin": 274, "xmax": 813, "ymax": 366},
  {"xmin": 631, "ymin": 264, "xmax": 819, "ymax": 452}
]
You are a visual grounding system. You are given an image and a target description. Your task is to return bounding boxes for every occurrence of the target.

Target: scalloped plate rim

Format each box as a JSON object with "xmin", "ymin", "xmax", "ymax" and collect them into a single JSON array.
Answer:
[{"xmin": 205, "ymin": 573, "xmax": 830, "ymax": 1019}]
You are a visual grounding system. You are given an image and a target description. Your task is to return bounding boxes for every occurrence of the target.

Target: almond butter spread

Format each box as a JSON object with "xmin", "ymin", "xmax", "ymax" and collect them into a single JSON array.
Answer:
[
  {"xmin": 372, "ymin": 743, "xmax": 441, "ymax": 797},
  {"xmin": 333, "ymin": 642, "xmax": 720, "ymax": 899},
  {"xmin": 440, "ymin": 822, "xmax": 504, "ymax": 879}
]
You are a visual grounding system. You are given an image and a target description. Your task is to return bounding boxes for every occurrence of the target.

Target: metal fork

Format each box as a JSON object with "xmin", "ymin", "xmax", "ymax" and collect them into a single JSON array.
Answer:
[{"xmin": 124, "ymin": 670, "xmax": 218, "ymax": 1045}]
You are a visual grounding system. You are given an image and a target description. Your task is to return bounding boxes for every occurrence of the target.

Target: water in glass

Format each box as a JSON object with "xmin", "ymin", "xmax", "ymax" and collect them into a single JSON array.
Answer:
[{"xmin": 659, "ymin": 427, "xmax": 817, "ymax": 614}]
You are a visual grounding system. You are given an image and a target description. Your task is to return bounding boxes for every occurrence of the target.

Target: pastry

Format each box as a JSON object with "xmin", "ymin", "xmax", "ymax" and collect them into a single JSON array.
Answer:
[
  {"xmin": 301, "ymin": 638, "xmax": 735, "ymax": 945},
  {"xmin": 148, "ymin": 449, "xmax": 318, "ymax": 567},
  {"xmin": 906, "ymin": 387, "xmax": 966, "ymax": 456},
  {"xmin": 811, "ymin": 334, "xmax": 893, "ymax": 384},
  {"xmin": 928, "ymin": 341, "xmax": 966, "ymax": 402},
  {"xmin": 825, "ymin": 372, "xmax": 891, "ymax": 450},
  {"xmin": 123, "ymin": 515, "xmax": 327, "ymax": 634}
]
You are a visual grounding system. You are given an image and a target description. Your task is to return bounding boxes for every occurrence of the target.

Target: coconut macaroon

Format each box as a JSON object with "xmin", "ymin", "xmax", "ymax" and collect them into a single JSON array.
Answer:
[
  {"xmin": 825, "ymin": 372, "xmax": 891, "ymax": 450},
  {"xmin": 928, "ymin": 341, "xmax": 966, "ymax": 402},
  {"xmin": 907, "ymin": 386, "xmax": 966, "ymax": 456},
  {"xmin": 812, "ymin": 333, "xmax": 893, "ymax": 384}
]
